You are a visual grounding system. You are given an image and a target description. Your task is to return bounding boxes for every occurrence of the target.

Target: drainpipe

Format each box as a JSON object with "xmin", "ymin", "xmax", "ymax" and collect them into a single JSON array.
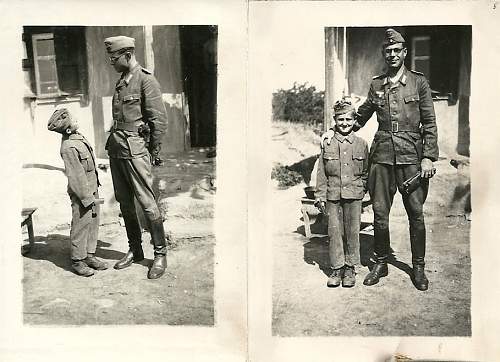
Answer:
[
  {"xmin": 324, "ymin": 27, "xmax": 347, "ymax": 132},
  {"xmin": 143, "ymin": 26, "xmax": 155, "ymax": 73}
]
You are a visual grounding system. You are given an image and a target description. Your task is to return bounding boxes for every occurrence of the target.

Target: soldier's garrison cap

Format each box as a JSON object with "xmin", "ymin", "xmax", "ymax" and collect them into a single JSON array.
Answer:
[
  {"xmin": 104, "ymin": 36, "xmax": 135, "ymax": 53},
  {"xmin": 47, "ymin": 108, "xmax": 72, "ymax": 133},
  {"xmin": 333, "ymin": 97, "xmax": 355, "ymax": 116},
  {"xmin": 382, "ymin": 28, "xmax": 405, "ymax": 47}
]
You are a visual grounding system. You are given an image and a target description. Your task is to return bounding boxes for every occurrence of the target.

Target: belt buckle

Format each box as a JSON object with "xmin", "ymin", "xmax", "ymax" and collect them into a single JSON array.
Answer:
[{"xmin": 391, "ymin": 121, "xmax": 399, "ymax": 132}]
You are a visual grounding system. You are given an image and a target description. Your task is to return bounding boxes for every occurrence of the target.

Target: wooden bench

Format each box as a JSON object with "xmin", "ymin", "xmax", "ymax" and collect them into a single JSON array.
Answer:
[{"xmin": 21, "ymin": 207, "xmax": 37, "ymax": 255}]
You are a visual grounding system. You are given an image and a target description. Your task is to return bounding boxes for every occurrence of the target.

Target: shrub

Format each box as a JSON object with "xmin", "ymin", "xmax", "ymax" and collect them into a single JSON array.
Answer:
[
  {"xmin": 272, "ymin": 82, "xmax": 325, "ymax": 125},
  {"xmin": 271, "ymin": 163, "xmax": 304, "ymax": 188}
]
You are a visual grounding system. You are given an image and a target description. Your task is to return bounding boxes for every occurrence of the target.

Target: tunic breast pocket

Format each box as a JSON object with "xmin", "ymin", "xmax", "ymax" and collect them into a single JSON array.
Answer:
[
  {"xmin": 323, "ymin": 151, "xmax": 339, "ymax": 176},
  {"xmin": 78, "ymin": 151, "xmax": 94, "ymax": 172},
  {"xmin": 352, "ymin": 150, "xmax": 366, "ymax": 176},
  {"xmin": 122, "ymin": 94, "xmax": 142, "ymax": 121},
  {"xmin": 404, "ymin": 93, "xmax": 420, "ymax": 119}
]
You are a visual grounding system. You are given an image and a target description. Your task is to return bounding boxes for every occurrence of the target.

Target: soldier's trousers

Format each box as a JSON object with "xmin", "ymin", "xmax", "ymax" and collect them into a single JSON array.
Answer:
[
  {"xmin": 109, "ymin": 155, "xmax": 166, "ymax": 255},
  {"xmin": 70, "ymin": 191, "xmax": 99, "ymax": 261},
  {"xmin": 327, "ymin": 199, "xmax": 362, "ymax": 270},
  {"xmin": 368, "ymin": 163, "xmax": 429, "ymax": 264}
]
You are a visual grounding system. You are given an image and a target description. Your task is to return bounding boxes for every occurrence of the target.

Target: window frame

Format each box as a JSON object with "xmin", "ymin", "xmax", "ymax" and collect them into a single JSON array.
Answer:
[
  {"xmin": 32, "ymin": 33, "xmax": 67, "ymax": 98},
  {"xmin": 410, "ymin": 35, "xmax": 431, "ymax": 76}
]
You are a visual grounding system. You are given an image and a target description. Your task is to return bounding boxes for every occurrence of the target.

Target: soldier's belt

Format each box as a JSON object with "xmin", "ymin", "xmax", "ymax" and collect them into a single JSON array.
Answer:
[
  {"xmin": 112, "ymin": 120, "xmax": 144, "ymax": 133},
  {"xmin": 378, "ymin": 121, "xmax": 420, "ymax": 133}
]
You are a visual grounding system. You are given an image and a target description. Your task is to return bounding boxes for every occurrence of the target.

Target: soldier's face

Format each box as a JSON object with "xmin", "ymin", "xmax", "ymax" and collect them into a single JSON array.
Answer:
[
  {"xmin": 383, "ymin": 43, "xmax": 407, "ymax": 69},
  {"xmin": 334, "ymin": 112, "xmax": 355, "ymax": 135},
  {"xmin": 109, "ymin": 51, "xmax": 129, "ymax": 73}
]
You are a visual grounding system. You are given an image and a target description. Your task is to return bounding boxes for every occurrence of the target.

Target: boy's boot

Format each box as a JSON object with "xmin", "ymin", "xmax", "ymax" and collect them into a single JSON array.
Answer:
[
  {"xmin": 72, "ymin": 260, "xmax": 95, "ymax": 277},
  {"xmin": 364, "ymin": 228, "xmax": 390, "ymax": 286},
  {"xmin": 147, "ymin": 218, "xmax": 168, "ymax": 280},
  {"xmin": 85, "ymin": 253, "xmax": 109, "ymax": 270},
  {"xmin": 410, "ymin": 226, "xmax": 428, "ymax": 291},
  {"xmin": 114, "ymin": 213, "xmax": 144, "ymax": 270},
  {"xmin": 342, "ymin": 265, "xmax": 356, "ymax": 288},
  {"xmin": 327, "ymin": 266, "xmax": 344, "ymax": 288}
]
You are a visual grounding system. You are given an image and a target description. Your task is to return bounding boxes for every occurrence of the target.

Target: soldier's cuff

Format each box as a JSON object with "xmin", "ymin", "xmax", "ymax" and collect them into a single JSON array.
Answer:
[{"xmin": 422, "ymin": 154, "xmax": 438, "ymax": 162}]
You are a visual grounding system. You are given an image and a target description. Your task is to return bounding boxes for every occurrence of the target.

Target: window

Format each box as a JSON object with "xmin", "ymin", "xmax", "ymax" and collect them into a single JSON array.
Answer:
[
  {"xmin": 411, "ymin": 36, "xmax": 431, "ymax": 78},
  {"xmin": 23, "ymin": 26, "xmax": 88, "ymax": 101},
  {"xmin": 32, "ymin": 33, "xmax": 61, "ymax": 97}
]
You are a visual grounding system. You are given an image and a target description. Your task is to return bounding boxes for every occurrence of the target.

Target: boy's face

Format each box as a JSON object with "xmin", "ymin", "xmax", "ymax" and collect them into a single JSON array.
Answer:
[
  {"xmin": 65, "ymin": 117, "xmax": 79, "ymax": 134},
  {"xmin": 334, "ymin": 112, "xmax": 355, "ymax": 136}
]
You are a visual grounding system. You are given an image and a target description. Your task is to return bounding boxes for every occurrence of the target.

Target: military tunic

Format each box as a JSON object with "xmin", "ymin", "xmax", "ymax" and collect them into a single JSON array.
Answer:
[
  {"xmin": 60, "ymin": 133, "xmax": 100, "ymax": 261},
  {"xmin": 106, "ymin": 63, "xmax": 168, "ymax": 253},
  {"xmin": 356, "ymin": 67, "xmax": 438, "ymax": 165},
  {"xmin": 106, "ymin": 63, "xmax": 167, "ymax": 159}
]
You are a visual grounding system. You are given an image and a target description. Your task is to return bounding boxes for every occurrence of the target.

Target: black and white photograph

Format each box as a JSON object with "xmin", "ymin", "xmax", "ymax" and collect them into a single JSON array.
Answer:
[
  {"xmin": 20, "ymin": 25, "xmax": 217, "ymax": 325},
  {"xmin": 3, "ymin": 0, "xmax": 500, "ymax": 361},
  {"xmin": 270, "ymin": 25, "xmax": 472, "ymax": 337}
]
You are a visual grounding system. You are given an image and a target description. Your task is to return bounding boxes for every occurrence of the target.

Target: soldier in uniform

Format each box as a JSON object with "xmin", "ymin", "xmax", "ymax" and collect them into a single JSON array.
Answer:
[
  {"xmin": 323, "ymin": 29, "xmax": 439, "ymax": 290},
  {"xmin": 104, "ymin": 36, "xmax": 168, "ymax": 279}
]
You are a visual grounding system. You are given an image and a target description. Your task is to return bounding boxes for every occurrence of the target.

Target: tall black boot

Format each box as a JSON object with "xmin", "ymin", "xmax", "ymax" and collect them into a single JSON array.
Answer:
[
  {"xmin": 147, "ymin": 218, "xmax": 167, "ymax": 279},
  {"xmin": 114, "ymin": 212, "xmax": 144, "ymax": 270},
  {"xmin": 364, "ymin": 228, "xmax": 390, "ymax": 286},
  {"xmin": 410, "ymin": 226, "xmax": 428, "ymax": 291}
]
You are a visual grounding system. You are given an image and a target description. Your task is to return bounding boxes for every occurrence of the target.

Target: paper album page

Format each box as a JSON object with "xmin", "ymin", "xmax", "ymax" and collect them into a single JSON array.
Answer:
[
  {"xmin": 0, "ymin": 0, "xmax": 248, "ymax": 361},
  {"xmin": 248, "ymin": 1, "xmax": 500, "ymax": 361}
]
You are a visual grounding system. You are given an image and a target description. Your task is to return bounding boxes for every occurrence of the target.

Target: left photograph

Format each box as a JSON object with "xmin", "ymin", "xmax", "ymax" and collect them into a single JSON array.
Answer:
[{"xmin": 20, "ymin": 25, "xmax": 217, "ymax": 325}]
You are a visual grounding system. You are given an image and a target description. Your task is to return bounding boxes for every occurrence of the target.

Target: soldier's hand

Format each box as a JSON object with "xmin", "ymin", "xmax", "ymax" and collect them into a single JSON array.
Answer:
[
  {"xmin": 150, "ymin": 154, "xmax": 164, "ymax": 167},
  {"xmin": 421, "ymin": 158, "xmax": 436, "ymax": 178},
  {"xmin": 320, "ymin": 129, "xmax": 335, "ymax": 149}
]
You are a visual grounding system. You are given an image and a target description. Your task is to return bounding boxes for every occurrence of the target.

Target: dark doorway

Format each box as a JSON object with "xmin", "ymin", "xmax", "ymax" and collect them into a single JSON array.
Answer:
[{"xmin": 179, "ymin": 25, "xmax": 217, "ymax": 148}]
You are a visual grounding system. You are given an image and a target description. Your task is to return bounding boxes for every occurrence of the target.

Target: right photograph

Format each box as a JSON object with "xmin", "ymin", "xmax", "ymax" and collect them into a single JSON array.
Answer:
[{"xmin": 271, "ymin": 25, "xmax": 471, "ymax": 337}]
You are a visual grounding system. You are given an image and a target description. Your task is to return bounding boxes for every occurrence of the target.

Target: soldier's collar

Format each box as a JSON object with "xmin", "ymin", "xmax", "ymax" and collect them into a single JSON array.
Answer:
[
  {"xmin": 334, "ymin": 131, "xmax": 354, "ymax": 143},
  {"xmin": 384, "ymin": 66, "xmax": 407, "ymax": 86},
  {"xmin": 123, "ymin": 63, "xmax": 142, "ymax": 85}
]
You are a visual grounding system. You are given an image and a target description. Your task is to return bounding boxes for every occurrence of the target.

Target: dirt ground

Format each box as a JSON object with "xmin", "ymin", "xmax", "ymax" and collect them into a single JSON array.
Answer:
[
  {"xmin": 271, "ymin": 122, "xmax": 471, "ymax": 337},
  {"xmin": 22, "ymin": 149, "xmax": 215, "ymax": 325}
]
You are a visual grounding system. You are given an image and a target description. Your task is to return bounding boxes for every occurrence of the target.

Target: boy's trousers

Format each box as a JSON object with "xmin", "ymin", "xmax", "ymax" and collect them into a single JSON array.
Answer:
[
  {"xmin": 327, "ymin": 199, "xmax": 361, "ymax": 270},
  {"xmin": 70, "ymin": 191, "xmax": 99, "ymax": 261}
]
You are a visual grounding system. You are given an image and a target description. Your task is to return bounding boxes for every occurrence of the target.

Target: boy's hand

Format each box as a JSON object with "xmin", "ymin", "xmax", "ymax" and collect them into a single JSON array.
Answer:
[{"xmin": 314, "ymin": 198, "xmax": 327, "ymax": 214}]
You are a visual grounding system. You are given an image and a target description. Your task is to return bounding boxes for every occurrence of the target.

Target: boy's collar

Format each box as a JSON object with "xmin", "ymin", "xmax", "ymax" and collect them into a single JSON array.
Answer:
[
  {"xmin": 334, "ymin": 131, "xmax": 354, "ymax": 143},
  {"xmin": 66, "ymin": 132, "xmax": 83, "ymax": 140}
]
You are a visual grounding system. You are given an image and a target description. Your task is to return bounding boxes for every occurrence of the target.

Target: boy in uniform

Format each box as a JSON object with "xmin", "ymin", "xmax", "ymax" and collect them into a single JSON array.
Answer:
[
  {"xmin": 315, "ymin": 98, "xmax": 369, "ymax": 287},
  {"xmin": 48, "ymin": 109, "xmax": 108, "ymax": 277}
]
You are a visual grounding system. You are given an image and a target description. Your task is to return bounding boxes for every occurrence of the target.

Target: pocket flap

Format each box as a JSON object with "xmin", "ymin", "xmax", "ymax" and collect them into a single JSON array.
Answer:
[
  {"xmin": 323, "ymin": 151, "xmax": 339, "ymax": 160},
  {"xmin": 404, "ymin": 94, "xmax": 419, "ymax": 103},
  {"xmin": 123, "ymin": 94, "xmax": 141, "ymax": 102},
  {"xmin": 352, "ymin": 151, "xmax": 366, "ymax": 160}
]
